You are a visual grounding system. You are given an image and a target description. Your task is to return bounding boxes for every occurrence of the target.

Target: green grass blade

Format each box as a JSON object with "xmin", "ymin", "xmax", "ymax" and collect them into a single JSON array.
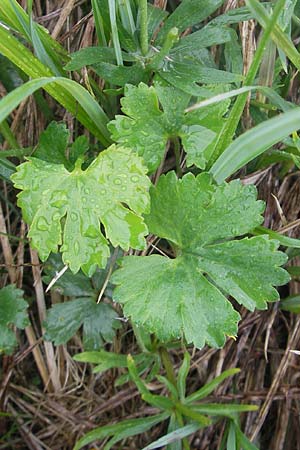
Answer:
[
  {"xmin": 0, "ymin": 26, "xmax": 110, "ymax": 144},
  {"xmin": 253, "ymin": 226, "xmax": 300, "ymax": 248},
  {"xmin": 0, "ymin": 77, "xmax": 110, "ymax": 145},
  {"xmin": 91, "ymin": 0, "xmax": 107, "ymax": 45},
  {"xmin": 117, "ymin": 0, "xmax": 136, "ymax": 36},
  {"xmin": 246, "ymin": 0, "xmax": 300, "ymax": 71},
  {"xmin": 108, "ymin": 0, "xmax": 123, "ymax": 65},
  {"xmin": 210, "ymin": 107, "xmax": 300, "ymax": 183},
  {"xmin": 0, "ymin": 0, "xmax": 68, "ymax": 61},
  {"xmin": 209, "ymin": 0, "xmax": 285, "ymax": 163}
]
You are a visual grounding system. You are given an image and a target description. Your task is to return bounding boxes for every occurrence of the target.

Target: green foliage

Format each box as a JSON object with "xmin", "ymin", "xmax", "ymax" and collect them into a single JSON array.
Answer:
[
  {"xmin": 44, "ymin": 298, "xmax": 120, "ymax": 350},
  {"xmin": 11, "ymin": 145, "xmax": 150, "ymax": 275},
  {"xmin": 0, "ymin": 285, "xmax": 29, "ymax": 355},
  {"xmin": 112, "ymin": 172, "xmax": 289, "ymax": 348},
  {"xmin": 65, "ymin": 0, "xmax": 242, "ymax": 91},
  {"xmin": 2, "ymin": 0, "xmax": 299, "ymax": 448},
  {"xmin": 108, "ymin": 82, "xmax": 229, "ymax": 172},
  {"xmin": 74, "ymin": 353, "xmax": 256, "ymax": 450},
  {"xmin": 33, "ymin": 121, "xmax": 89, "ymax": 170}
]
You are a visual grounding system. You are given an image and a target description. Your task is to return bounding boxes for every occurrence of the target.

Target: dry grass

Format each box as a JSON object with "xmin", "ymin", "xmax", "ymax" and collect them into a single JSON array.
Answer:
[{"xmin": 1, "ymin": 1, "xmax": 300, "ymax": 449}]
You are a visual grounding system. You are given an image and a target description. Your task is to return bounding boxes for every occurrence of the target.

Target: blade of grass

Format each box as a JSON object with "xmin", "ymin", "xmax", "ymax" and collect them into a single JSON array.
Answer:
[
  {"xmin": 0, "ymin": 0, "xmax": 68, "ymax": 61},
  {"xmin": 108, "ymin": 0, "xmax": 123, "ymax": 65},
  {"xmin": 209, "ymin": 0, "xmax": 285, "ymax": 164},
  {"xmin": 118, "ymin": 0, "xmax": 136, "ymax": 36},
  {"xmin": 210, "ymin": 107, "xmax": 300, "ymax": 183},
  {"xmin": 0, "ymin": 77, "xmax": 111, "ymax": 145},
  {"xmin": 246, "ymin": 0, "xmax": 300, "ymax": 71},
  {"xmin": 27, "ymin": 0, "xmax": 63, "ymax": 75},
  {"xmin": 91, "ymin": 0, "xmax": 107, "ymax": 45},
  {"xmin": 0, "ymin": 26, "xmax": 110, "ymax": 144}
]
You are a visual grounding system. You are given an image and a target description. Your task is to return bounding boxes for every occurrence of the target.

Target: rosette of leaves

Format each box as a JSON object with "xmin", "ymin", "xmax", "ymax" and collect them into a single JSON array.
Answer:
[
  {"xmin": 11, "ymin": 145, "xmax": 150, "ymax": 276},
  {"xmin": 112, "ymin": 172, "xmax": 289, "ymax": 348},
  {"xmin": 65, "ymin": 0, "xmax": 247, "ymax": 92},
  {"xmin": 108, "ymin": 82, "xmax": 230, "ymax": 173},
  {"xmin": 0, "ymin": 285, "xmax": 29, "ymax": 354}
]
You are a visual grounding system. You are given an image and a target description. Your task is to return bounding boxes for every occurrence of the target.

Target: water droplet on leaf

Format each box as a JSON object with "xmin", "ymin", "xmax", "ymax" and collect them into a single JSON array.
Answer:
[{"xmin": 36, "ymin": 216, "xmax": 49, "ymax": 231}]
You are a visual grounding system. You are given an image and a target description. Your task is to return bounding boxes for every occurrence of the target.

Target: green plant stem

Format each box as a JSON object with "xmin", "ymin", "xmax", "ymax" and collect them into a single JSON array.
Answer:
[
  {"xmin": 139, "ymin": 0, "xmax": 148, "ymax": 56},
  {"xmin": 0, "ymin": 147, "xmax": 32, "ymax": 158},
  {"xmin": 209, "ymin": 0, "xmax": 285, "ymax": 164},
  {"xmin": 159, "ymin": 347, "xmax": 177, "ymax": 387},
  {"xmin": 173, "ymin": 137, "xmax": 182, "ymax": 177},
  {"xmin": 150, "ymin": 27, "xmax": 179, "ymax": 69},
  {"xmin": 159, "ymin": 347, "xmax": 190, "ymax": 450}
]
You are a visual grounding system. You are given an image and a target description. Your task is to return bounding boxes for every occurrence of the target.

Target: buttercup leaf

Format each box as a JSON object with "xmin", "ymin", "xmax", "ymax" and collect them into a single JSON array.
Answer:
[
  {"xmin": 0, "ymin": 285, "xmax": 29, "ymax": 355},
  {"xmin": 44, "ymin": 298, "xmax": 120, "ymax": 350},
  {"xmin": 108, "ymin": 82, "xmax": 228, "ymax": 173},
  {"xmin": 112, "ymin": 173, "xmax": 289, "ymax": 348},
  {"xmin": 11, "ymin": 145, "xmax": 150, "ymax": 276}
]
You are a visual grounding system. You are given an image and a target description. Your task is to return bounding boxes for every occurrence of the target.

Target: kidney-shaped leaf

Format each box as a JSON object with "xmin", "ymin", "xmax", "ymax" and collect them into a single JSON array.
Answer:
[
  {"xmin": 11, "ymin": 145, "xmax": 150, "ymax": 275},
  {"xmin": 112, "ymin": 172, "xmax": 289, "ymax": 348}
]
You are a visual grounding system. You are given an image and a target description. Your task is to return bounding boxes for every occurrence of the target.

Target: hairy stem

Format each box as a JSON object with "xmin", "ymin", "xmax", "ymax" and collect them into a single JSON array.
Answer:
[{"xmin": 139, "ymin": 0, "xmax": 148, "ymax": 56}]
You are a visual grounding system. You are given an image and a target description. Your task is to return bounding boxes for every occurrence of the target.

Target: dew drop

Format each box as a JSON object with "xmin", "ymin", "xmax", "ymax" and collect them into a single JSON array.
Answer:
[
  {"xmin": 100, "ymin": 189, "xmax": 107, "ymax": 195},
  {"xmin": 74, "ymin": 241, "xmax": 80, "ymax": 255},
  {"xmin": 114, "ymin": 178, "xmax": 122, "ymax": 185},
  {"xmin": 71, "ymin": 212, "xmax": 78, "ymax": 221},
  {"xmin": 52, "ymin": 212, "xmax": 61, "ymax": 221},
  {"xmin": 36, "ymin": 216, "xmax": 48, "ymax": 231},
  {"xmin": 82, "ymin": 197, "xmax": 87, "ymax": 203},
  {"xmin": 84, "ymin": 187, "xmax": 90, "ymax": 194},
  {"xmin": 131, "ymin": 175, "xmax": 139, "ymax": 183}
]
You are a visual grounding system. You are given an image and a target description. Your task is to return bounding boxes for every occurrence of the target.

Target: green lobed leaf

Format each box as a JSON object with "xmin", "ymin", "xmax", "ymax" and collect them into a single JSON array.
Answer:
[
  {"xmin": 112, "ymin": 172, "xmax": 289, "ymax": 348},
  {"xmin": 43, "ymin": 253, "xmax": 95, "ymax": 297},
  {"xmin": 108, "ymin": 82, "xmax": 229, "ymax": 172},
  {"xmin": 44, "ymin": 298, "xmax": 120, "ymax": 350},
  {"xmin": 11, "ymin": 145, "xmax": 150, "ymax": 275},
  {"xmin": 34, "ymin": 122, "xmax": 70, "ymax": 167},
  {"xmin": 0, "ymin": 285, "xmax": 29, "ymax": 355}
]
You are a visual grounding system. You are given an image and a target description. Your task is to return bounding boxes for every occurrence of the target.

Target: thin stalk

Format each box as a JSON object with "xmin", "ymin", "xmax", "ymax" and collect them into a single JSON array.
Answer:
[
  {"xmin": 159, "ymin": 347, "xmax": 177, "ymax": 387},
  {"xmin": 150, "ymin": 27, "xmax": 179, "ymax": 69},
  {"xmin": 209, "ymin": 0, "xmax": 285, "ymax": 164},
  {"xmin": 0, "ymin": 147, "xmax": 33, "ymax": 158},
  {"xmin": 173, "ymin": 137, "xmax": 183, "ymax": 177},
  {"xmin": 159, "ymin": 347, "xmax": 191, "ymax": 450},
  {"xmin": 139, "ymin": 0, "xmax": 148, "ymax": 56}
]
